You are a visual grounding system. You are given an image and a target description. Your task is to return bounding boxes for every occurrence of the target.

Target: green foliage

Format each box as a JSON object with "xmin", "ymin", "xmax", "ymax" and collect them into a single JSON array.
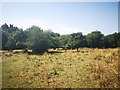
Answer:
[
  {"xmin": 0, "ymin": 28, "xmax": 8, "ymax": 50},
  {"xmin": 1, "ymin": 24, "xmax": 27, "ymax": 50},
  {"xmin": 103, "ymin": 32, "xmax": 119, "ymax": 48},
  {"xmin": 46, "ymin": 30, "xmax": 60, "ymax": 49},
  {"xmin": 26, "ymin": 26, "xmax": 50, "ymax": 54},
  {"xmin": 117, "ymin": 32, "xmax": 120, "ymax": 47},
  {"xmin": 86, "ymin": 31, "xmax": 104, "ymax": 48},
  {"xmin": 67, "ymin": 32, "xmax": 86, "ymax": 50},
  {"xmin": 0, "ymin": 23, "xmax": 119, "ymax": 53},
  {"xmin": 58, "ymin": 34, "xmax": 70, "ymax": 49}
]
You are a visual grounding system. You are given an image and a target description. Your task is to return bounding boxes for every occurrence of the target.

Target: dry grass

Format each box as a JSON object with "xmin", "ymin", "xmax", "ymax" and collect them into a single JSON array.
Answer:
[{"xmin": 1, "ymin": 48, "xmax": 119, "ymax": 88}]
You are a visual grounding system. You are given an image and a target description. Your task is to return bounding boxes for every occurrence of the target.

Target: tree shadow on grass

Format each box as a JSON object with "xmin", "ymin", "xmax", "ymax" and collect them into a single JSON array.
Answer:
[
  {"xmin": 47, "ymin": 51, "xmax": 64, "ymax": 54},
  {"xmin": 26, "ymin": 50, "xmax": 64, "ymax": 55}
]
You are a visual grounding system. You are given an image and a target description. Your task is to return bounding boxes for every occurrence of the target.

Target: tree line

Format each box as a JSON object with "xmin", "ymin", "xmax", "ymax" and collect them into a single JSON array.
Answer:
[{"xmin": 0, "ymin": 23, "xmax": 120, "ymax": 54}]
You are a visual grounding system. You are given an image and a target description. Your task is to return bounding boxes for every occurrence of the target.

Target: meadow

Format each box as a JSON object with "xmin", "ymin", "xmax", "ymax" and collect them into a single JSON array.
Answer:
[{"xmin": 1, "ymin": 48, "xmax": 119, "ymax": 88}]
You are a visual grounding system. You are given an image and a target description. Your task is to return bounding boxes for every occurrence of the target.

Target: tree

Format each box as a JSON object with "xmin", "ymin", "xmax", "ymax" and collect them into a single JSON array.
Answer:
[
  {"xmin": 45, "ymin": 30, "xmax": 60, "ymax": 49},
  {"xmin": 13, "ymin": 29, "xmax": 27, "ymax": 49},
  {"xmin": 1, "ymin": 23, "xmax": 9, "ymax": 32},
  {"xmin": 1, "ymin": 24, "xmax": 27, "ymax": 50},
  {"xmin": 1, "ymin": 23, "xmax": 119, "ymax": 51},
  {"xmin": 86, "ymin": 31, "xmax": 104, "ymax": 48},
  {"xmin": 67, "ymin": 32, "xmax": 86, "ymax": 51},
  {"xmin": 26, "ymin": 26, "xmax": 50, "ymax": 54},
  {"xmin": 103, "ymin": 32, "xmax": 119, "ymax": 48},
  {"xmin": 117, "ymin": 32, "xmax": 120, "ymax": 47},
  {"xmin": 0, "ymin": 28, "xmax": 8, "ymax": 50},
  {"xmin": 58, "ymin": 34, "xmax": 70, "ymax": 49},
  {"xmin": 1, "ymin": 24, "xmax": 9, "ymax": 50}
]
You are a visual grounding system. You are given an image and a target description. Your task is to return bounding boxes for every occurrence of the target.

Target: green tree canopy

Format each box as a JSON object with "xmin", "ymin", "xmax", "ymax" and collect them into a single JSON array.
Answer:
[
  {"xmin": 67, "ymin": 32, "xmax": 86, "ymax": 51},
  {"xmin": 0, "ymin": 23, "xmax": 119, "ymax": 53},
  {"xmin": 26, "ymin": 26, "xmax": 50, "ymax": 54},
  {"xmin": 86, "ymin": 31, "xmax": 104, "ymax": 48}
]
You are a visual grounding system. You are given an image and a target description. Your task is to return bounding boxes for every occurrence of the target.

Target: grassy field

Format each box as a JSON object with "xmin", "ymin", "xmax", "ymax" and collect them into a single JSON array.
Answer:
[{"xmin": 1, "ymin": 48, "xmax": 119, "ymax": 88}]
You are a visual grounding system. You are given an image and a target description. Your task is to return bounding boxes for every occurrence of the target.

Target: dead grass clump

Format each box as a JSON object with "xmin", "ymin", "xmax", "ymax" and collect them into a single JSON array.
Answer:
[
  {"xmin": 93, "ymin": 60, "xmax": 118, "ymax": 88},
  {"xmin": 4, "ymin": 53, "xmax": 13, "ymax": 57},
  {"xmin": 105, "ymin": 50, "xmax": 118, "ymax": 63},
  {"xmin": 48, "ymin": 69, "xmax": 59, "ymax": 79},
  {"xmin": 94, "ymin": 55, "xmax": 102, "ymax": 60},
  {"xmin": 85, "ymin": 59, "xmax": 118, "ymax": 88},
  {"xmin": 81, "ymin": 51, "xmax": 84, "ymax": 53},
  {"xmin": 94, "ymin": 52, "xmax": 103, "ymax": 60},
  {"xmin": 97, "ymin": 62, "xmax": 106, "ymax": 80}
]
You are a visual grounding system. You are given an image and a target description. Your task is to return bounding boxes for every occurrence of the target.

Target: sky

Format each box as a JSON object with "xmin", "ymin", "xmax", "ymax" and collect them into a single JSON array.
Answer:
[{"xmin": 1, "ymin": 1, "xmax": 118, "ymax": 35}]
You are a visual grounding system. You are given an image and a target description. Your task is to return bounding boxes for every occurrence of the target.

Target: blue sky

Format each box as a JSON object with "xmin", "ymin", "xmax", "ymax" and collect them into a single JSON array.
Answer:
[{"xmin": 1, "ymin": 2, "xmax": 118, "ymax": 35}]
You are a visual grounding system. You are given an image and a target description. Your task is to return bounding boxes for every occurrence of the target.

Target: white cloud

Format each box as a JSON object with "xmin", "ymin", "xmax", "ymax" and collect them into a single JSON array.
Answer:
[{"xmin": 1, "ymin": 18, "xmax": 81, "ymax": 35}]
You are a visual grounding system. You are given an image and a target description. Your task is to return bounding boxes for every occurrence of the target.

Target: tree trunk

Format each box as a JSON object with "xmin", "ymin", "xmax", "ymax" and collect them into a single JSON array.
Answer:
[{"xmin": 77, "ymin": 48, "xmax": 79, "ymax": 52}]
